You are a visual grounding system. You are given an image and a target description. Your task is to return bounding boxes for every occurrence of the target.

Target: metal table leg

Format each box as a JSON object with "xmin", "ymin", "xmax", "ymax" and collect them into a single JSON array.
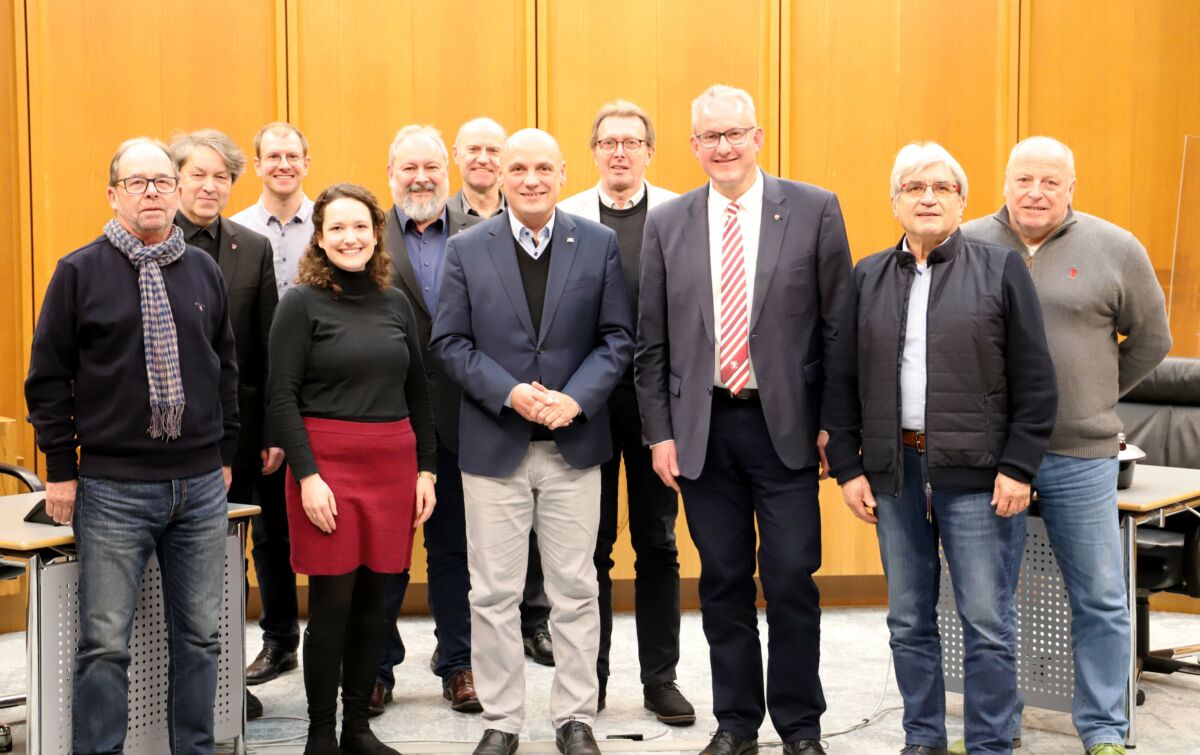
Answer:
[{"xmin": 1123, "ymin": 514, "xmax": 1138, "ymax": 748}]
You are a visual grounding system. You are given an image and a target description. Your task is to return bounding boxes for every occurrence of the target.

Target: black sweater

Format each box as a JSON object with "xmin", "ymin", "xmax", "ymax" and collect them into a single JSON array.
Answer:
[
  {"xmin": 25, "ymin": 237, "xmax": 239, "ymax": 482},
  {"xmin": 267, "ymin": 268, "xmax": 437, "ymax": 479}
]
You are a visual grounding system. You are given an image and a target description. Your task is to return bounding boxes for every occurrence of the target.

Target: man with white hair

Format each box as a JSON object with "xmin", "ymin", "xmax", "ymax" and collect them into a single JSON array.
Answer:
[
  {"xmin": 825, "ymin": 142, "xmax": 1057, "ymax": 755},
  {"xmin": 961, "ymin": 136, "xmax": 1171, "ymax": 755},
  {"xmin": 635, "ymin": 84, "xmax": 854, "ymax": 755}
]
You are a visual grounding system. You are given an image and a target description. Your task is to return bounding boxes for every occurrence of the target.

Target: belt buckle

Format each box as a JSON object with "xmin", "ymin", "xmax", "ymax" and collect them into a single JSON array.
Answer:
[{"xmin": 914, "ymin": 432, "xmax": 926, "ymax": 454}]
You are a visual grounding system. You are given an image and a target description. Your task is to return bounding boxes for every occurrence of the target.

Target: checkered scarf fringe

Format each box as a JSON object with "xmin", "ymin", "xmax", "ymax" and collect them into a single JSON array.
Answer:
[{"xmin": 104, "ymin": 219, "xmax": 187, "ymax": 440}]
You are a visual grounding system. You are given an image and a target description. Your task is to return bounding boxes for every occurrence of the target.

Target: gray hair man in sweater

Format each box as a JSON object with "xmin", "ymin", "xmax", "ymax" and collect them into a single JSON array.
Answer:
[{"xmin": 961, "ymin": 135, "xmax": 1171, "ymax": 755}]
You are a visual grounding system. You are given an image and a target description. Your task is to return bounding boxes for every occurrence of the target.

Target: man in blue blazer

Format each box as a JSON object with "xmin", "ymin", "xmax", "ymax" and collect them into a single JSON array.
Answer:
[
  {"xmin": 432, "ymin": 128, "xmax": 633, "ymax": 755},
  {"xmin": 635, "ymin": 85, "xmax": 855, "ymax": 755}
]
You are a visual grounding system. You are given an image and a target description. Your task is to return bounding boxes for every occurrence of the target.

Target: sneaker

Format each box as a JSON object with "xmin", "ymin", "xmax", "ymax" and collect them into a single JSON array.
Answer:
[{"xmin": 1087, "ymin": 745, "xmax": 1126, "ymax": 755}]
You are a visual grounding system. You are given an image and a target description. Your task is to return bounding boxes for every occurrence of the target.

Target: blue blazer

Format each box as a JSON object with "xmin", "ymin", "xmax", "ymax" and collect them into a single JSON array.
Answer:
[{"xmin": 431, "ymin": 210, "xmax": 634, "ymax": 477}]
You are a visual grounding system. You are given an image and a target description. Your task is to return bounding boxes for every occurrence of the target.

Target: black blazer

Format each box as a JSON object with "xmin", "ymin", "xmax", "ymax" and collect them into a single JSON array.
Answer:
[
  {"xmin": 187, "ymin": 215, "xmax": 278, "ymax": 472},
  {"xmin": 387, "ymin": 193, "xmax": 481, "ymax": 454}
]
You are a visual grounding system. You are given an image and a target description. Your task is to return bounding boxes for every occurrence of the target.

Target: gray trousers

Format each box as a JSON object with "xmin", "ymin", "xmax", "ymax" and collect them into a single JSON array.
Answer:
[{"xmin": 462, "ymin": 441, "xmax": 601, "ymax": 733}]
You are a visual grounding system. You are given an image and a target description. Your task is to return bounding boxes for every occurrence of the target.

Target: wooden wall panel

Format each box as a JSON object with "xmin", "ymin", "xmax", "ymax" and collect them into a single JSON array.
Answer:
[
  {"xmin": 25, "ymin": 0, "xmax": 280, "ymax": 319},
  {"xmin": 787, "ymin": 0, "xmax": 1018, "ymax": 261},
  {"xmin": 292, "ymin": 0, "xmax": 532, "ymax": 211},
  {"xmin": 1167, "ymin": 136, "xmax": 1200, "ymax": 357},
  {"xmin": 1022, "ymin": 0, "xmax": 1200, "ymax": 275},
  {"xmin": 539, "ymin": 0, "xmax": 778, "ymax": 199},
  {"xmin": 0, "ymin": 0, "xmax": 32, "ymax": 470},
  {"xmin": 786, "ymin": 0, "xmax": 1017, "ymax": 576}
]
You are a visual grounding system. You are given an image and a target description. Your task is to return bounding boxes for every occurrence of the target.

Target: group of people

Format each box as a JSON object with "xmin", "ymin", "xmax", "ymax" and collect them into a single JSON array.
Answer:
[{"xmin": 22, "ymin": 81, "xmax": 1168, "ymax": 755}]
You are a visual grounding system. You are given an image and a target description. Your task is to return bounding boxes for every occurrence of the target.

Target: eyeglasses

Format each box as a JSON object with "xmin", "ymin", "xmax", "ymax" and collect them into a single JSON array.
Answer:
[
  {"xmin": 898, "ymin": 181, "xmax": 960, "ymax": 198},
  {"xmin": 114, "ymin": 176, "xmax": 179, "ymax": 194},
  {"xmin": 596, "ymin": 138, "xmax": 648, "ymax": 154},
  {"xmin": 693, "ymin": 127, "xmax": 756, "ymax": 149},
  {"xmin": 261, "ymin": 153, "xmax": 304, "ymax": 167}
]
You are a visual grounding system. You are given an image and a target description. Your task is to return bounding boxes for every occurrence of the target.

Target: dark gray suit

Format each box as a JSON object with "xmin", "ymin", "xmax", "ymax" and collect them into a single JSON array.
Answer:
[{"xmin": 635, "ymin": 171, "xmax": 854, "ymax": 741}]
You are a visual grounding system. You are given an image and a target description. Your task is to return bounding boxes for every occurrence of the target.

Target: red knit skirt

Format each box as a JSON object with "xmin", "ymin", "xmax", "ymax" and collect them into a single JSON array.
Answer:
[{"xmin": 286, "ymin": 417, "xmax": 417, "ymax": 575}]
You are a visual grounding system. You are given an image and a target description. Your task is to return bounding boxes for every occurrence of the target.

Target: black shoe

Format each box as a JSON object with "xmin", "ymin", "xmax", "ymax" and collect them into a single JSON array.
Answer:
[
  {"xmin": 246, "ymin": 646, "xmax": 299, "ymax": 685},
  {"xmin": 644, "ymin": 681, "xmax": 695, "ymax": 726},
  {"xmin": 430, "ymin": 645, "xmax": 440, "ymax": 674},
  {"xmin": 473, "ymin": 729, "xmax": 519, "ymax": 755},
  {"xmin": 701, "ymin": 730, "xmax": 758, "ymax": 755},
  {"xmin": 523, "ymin": 630, "xmax": 554, "ymax": 666},
  {"xmin": 556, "ymin": 720, "xmax": 600, "ymax": 755},
  {"xmin": 246, "ymin": 690, "xmax": 264, "ymax": 720},
  {"xmin": 304, "ymin": 728, "xmax": 343, "ymax": 755},
  {"xmin": 900, "ymin": 746, "xmax": 949, "ymax": 755},
  {"xmin": 782, "ymin": 740, "xmax": 825, "ymax": 755},
  {"xmin": 340, "ymin": 721, "xmax": 398, "ymax": 755},
  {"xmin": 597, "ymin": 676, "xmax": 606, "ymax": 713}
]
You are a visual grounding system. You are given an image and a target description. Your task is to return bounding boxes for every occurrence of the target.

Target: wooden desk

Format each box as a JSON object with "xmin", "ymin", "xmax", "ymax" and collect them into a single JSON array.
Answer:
[{"xmin": 0, "ymin": 492, "xmax": 258, "ymax": 755}]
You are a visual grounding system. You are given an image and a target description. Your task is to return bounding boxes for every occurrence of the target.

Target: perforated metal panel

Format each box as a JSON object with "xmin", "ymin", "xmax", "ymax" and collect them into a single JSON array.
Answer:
[
  {"xmin": 938, "ymin": 515, "xmax": 1076, "ymax": 712},
  {"xmin": 34, "ymin": 535, "xmax": 244, "ymax": 754}
]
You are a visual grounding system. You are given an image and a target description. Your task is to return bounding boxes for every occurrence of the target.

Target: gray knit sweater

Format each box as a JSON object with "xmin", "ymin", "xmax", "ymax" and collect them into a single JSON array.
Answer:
[{"xmin": 961, "ymin": 207, "xmax": 1171, "ymax": 458}]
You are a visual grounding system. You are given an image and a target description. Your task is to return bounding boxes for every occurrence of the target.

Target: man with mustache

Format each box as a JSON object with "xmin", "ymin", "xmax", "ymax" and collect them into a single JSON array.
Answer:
[
  {"xmin": 371, "ymin": 124, "xmax": 553, "ymax": 716},
  {"xmin": 230, "ymin": 121, "xmax": 314, "ymax": 690},
  {"xmin": 961, "ymin": 136, "xmax": 1171, "ymax": 755},
  {"xmin": 26, "ymin": 136, "xmax": 239, "ymax": 753}
]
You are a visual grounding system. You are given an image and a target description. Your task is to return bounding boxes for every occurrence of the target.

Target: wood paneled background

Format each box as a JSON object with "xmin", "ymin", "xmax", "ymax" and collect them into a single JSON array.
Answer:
[{"xmin": 2, "ymin": 0, "xmax": 1198, "ymax": 619}]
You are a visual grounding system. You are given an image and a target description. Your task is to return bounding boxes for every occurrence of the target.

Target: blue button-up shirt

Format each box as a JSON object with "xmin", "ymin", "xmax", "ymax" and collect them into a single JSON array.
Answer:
[
  {"xmin": 230, "ymin": 195, "xmax": 315, "ymax": 300},
  {"xmin": 403, "ymin": 209, "xmax": 448, "ymax": 314}
]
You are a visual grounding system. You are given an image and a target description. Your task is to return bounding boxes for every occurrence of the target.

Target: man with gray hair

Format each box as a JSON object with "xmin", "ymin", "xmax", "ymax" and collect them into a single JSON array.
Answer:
[
  {"xmin": 636, "ymin": 84, "xmax": 854, "ymax": 755},
  {"xmin": 825, "ymin": 141, "xmax": 1056, "ymax": 755},
  {"xmin": 961, "ymin": 136, "xmax": 1171, "ymax": 755},
  {"xmin": 558, "ymin": 99, "xmax": 692, "ymax": 723},
  {"xmin": 25, "ymin": 136, "xmax": 239, "ymax": 753},
  {"xmin": 169, "ymin": 129, "xmax": 283, "ymax": 718}
]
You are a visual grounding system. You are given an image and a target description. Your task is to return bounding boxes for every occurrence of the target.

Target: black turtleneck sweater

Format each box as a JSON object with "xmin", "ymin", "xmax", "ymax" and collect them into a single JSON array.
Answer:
[{"xmin": 266, "ymin": 266, "xmax": 436, "ymax": 479}]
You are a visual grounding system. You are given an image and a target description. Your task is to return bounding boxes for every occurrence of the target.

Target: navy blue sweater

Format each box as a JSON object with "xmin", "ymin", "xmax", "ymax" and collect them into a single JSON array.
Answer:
[{"xmin": 25, "ymin": 236, "xmax": 239, "ymax": 482}]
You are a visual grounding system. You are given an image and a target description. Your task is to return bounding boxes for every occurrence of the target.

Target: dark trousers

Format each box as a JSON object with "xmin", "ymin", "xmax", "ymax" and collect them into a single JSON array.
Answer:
[
  {"xmin": 596, "ymin": 382, "xmax": 681, "ymax": 684},
  {"xmin": 377, "ymin": 443, "xmax": 551, "ymax": 688},
  {"xmin": 232, "ymin": 464, "xmax": 300, "ymax": 653},
  {"xmin": 677, "ymin": 396, "xmax": 825, "ymax": 742}
]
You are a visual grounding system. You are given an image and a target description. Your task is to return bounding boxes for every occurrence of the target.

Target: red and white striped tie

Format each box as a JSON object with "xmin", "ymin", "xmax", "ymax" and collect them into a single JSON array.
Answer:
[{"xmin": 719, "ymin": 201, "xmax": 750, "ymax": 395}]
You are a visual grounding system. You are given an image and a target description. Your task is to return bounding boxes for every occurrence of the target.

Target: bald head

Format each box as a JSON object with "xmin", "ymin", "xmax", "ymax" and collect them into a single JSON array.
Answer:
[
  {"xmin": 453, "ymin": 117, "xmax": 507, "ymax": 195},
  {"xmin": 501, "ymin": 128, "xmax": 566, "ymax": 233},
  {"xmin": 1003, "ymin": 135, "xmax": 1077, "ymax": 246}
]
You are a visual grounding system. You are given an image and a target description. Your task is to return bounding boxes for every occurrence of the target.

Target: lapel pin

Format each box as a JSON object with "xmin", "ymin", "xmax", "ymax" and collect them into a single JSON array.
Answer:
[
  {"xmin": 567, "ymin": 237, "xmax": 575, "ymax": 244},
  {"xmin": 773, "ymin": 214, "xmax": 781, "ymax": 221},
  {"xmin": 231, "ymin": 243, "xmax": 237, "ymax": 250}
]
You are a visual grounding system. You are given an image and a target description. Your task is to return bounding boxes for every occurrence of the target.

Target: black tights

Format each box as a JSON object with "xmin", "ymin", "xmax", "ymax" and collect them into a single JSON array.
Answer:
[{"xmin": 304, "ymin": 566, "xmax": 390, "ymax": 735}]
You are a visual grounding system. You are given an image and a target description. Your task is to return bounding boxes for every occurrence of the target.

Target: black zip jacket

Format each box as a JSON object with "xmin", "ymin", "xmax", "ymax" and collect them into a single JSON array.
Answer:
[{"xmin": 824, "ymin": 230, "xmax": 1057, "ymax": 494}]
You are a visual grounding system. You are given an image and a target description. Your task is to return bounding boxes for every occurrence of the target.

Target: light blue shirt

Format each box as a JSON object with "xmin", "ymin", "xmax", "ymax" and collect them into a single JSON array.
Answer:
[
  {"xmin": 900, "ymin": 238, "xmax": 933, "ymax": 431},
  {"xmin": 230, "ymin": 195, "xmax": 315, "ymax": 300},
  {"xmin": 509, "ymin": 211, "xmax": 555, "ymax": 260}
]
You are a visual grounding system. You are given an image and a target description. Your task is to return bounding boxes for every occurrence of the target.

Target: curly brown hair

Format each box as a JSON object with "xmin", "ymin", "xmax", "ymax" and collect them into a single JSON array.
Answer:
[{"xmin": 297, "ymin": 183, "xmax": 392, "ymax": 295}]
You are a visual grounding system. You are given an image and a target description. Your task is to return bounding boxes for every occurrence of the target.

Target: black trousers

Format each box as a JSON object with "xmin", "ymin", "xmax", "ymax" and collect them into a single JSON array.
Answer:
[
  {"xmin": 231, "ymin": 465, "xmax": 299, "ymax": 653},
  {"xmin": 677, "ymin": 395, "xmax": 825, "ymax": 742},
  {"xmin": 596, "ymin": 382, "xmax": 682, "ymax": 683}
]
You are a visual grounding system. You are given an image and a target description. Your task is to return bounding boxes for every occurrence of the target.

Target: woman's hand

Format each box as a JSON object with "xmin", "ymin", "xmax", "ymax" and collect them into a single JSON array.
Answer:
[
  {"xmin": 414, "ymin": 474, "xmax": 437, "ymax": 527},
  {"xmin": 299, "ymin": 473, "xmax": 338, "ymax": 533}
]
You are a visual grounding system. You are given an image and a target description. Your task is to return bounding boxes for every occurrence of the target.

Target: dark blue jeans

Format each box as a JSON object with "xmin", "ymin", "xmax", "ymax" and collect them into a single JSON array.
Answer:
[
  {"xmin": 874, "ymin": 448, "xmax": 1022, "ymax": 754},
  {"xmin": 73, "ymin": 469, "xmax": 227, "ymax": 755}
]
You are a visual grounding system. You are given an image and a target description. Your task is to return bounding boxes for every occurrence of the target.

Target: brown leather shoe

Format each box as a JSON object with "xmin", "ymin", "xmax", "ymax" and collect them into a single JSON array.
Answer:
[
  {"xmin": 367, "ymin": 680, "xmax": 392, "ymax": 717},
  {"xmin": 245, "ymin": 646, "xmax": 298, "ymax": 685},
  {"xmin": 443, "ymin": 669, "xmax": 483, "ymax": 713}
]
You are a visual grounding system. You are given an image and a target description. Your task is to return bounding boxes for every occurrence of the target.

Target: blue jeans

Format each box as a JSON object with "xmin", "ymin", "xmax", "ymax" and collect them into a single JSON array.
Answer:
[
  {"xmin": 1016, "ymin": 453, "xmax": 1127, "ymax": 748},
  {"xmin": 875, "ymin": 448, "xmax": 1022, "ymax": 754},
  {"xmin": 73, "ymin": 470, "xmax": 228, "ymax": 755}
]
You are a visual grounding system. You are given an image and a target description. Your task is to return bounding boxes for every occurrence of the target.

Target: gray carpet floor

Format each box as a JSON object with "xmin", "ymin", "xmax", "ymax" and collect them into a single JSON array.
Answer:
[{"xmin": 2, "ymin": 607, "xmax": 1199, "ymax": 754}]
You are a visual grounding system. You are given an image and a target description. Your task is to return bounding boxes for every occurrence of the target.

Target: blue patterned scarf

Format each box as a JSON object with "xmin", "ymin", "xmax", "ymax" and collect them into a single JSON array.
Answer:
[{"xmin": 104, "ymin": 219, "xmax": 187, "ymax": 440}]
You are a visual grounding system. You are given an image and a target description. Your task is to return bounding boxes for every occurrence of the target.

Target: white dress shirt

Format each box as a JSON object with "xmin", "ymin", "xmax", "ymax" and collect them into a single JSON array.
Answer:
[{"xmin": 708, "ymin": 170, "xmax": 764, "ymax": 389}]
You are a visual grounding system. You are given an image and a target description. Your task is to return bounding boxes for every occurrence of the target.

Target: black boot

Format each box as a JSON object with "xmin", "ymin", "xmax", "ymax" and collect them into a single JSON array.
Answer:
[
  {"xmin": 340, "ymin": 604, "xmax": 398, "ymax": 755},
  {"xmin": 303, "ymin": 627, "xmax": 344, "ymax": 755}
]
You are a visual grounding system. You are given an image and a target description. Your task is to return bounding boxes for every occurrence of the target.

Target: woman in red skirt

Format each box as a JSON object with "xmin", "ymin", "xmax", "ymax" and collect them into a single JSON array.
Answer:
[{"xmin": 268, "ymin": 183, "xmax": 436, "ymax": 755}]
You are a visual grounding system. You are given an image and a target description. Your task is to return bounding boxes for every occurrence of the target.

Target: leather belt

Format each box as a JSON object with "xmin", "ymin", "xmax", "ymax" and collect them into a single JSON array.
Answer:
[
  {"xmin": 901, "ymin": 429, "xmax": 926, "ymax": 453},
  {"xmin": 714, "ymin": 387, "xmax": 760, "ymax": 401}
]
